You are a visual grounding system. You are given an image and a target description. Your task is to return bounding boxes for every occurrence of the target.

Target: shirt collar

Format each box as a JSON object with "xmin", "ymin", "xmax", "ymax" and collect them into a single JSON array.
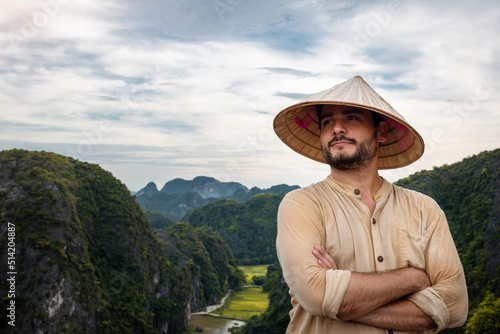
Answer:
[{"xmin": 325, "ymin": 174, "xmax": 392, "ymax": 201}]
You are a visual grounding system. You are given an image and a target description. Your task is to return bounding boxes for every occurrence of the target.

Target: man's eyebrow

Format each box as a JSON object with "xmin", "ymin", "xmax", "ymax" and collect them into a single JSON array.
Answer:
[
  {"xmin": 319, "ymin": 109, "xmax": 364, "ymax": 120},
  {"xmin": 319, "ymin": 112, "xmax": 333, "ymax": 120}
]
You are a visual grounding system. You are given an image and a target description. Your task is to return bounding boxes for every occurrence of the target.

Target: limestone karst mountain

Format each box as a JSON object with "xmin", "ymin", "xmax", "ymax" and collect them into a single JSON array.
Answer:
[{"xmin": 0, "ymin": 149, "xmax": 244, "ymax": 333}]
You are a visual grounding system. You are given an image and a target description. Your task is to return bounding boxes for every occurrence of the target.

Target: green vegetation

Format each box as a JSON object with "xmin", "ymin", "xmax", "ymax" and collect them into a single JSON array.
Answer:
[
  {"xmin": 0, "ymin": 149, "xmax": 244, "ymax": 333},
  {"xmin": 136, "ymin": 190, "xmax": 211, "ymax": 222},
  {"xmin": 230, "ymin": 184, "xmax": 300, "ymax": 203},
  {"xmin": 146, "ymin": 210, "xmax": 175, "ymax": 230},
  {"xmin": 156, "ymin": 222, "xmax": 246, "ymax": 306},
  {"xmin": 2, "ymin": 147, "xmax": 498, "ymax": 333},
  {"xmin": 241, "ymin": 265, "xmax": 268, "ymax": 284},
  {"xmin": 252, "ymin": 276, "xmax": 265, "ymax": 286},
  {"xmin": 182, "ymin": 193, "xmax": 285, "ymax": 265},
  {"xmin": 0, "ymin": 149, "xmax": 168, "ymax": 333},
  {"xmin": 231, "ymin": 264, "xmax": 291, "ymax": 334},
  {"xmin": 465, "ymin": 292, "xmax": 500, "ymax": 334},
  {"xmin": 216, "ymin": 287, "xmax": 269, "ymax": 320}
]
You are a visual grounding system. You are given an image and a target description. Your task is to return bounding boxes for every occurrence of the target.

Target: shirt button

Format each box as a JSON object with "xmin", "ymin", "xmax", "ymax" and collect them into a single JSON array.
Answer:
[
  {"xmin": 354, "ymin": 189, "xmax": 360, "ymax": 195},
  {"xmin": 388, "ymin": 330, "xmax": 394, "ymax": 334},
  {"xmin": 372, "ymin": 218, "xmax": 376, "ymax": 224},
  {"xmin": 377, "ymin": 256, "xmax": 384, "ymax": 262}
]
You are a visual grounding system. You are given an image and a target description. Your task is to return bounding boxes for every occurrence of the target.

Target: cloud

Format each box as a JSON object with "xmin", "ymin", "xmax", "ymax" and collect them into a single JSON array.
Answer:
[
  {"xmin": 260, "ymin": 67, "xmax": 314, "ymax": 77},
  {"xmin": 0, "ymin": 0, "xmax": 498, "ymax": 191},
  {"xmin": 253, "ymin": 110, "xmax": 273, "ymax": 115},
  {"xmin": 275, "ymin": 92, "xmax": 312, "ymax": 100}
]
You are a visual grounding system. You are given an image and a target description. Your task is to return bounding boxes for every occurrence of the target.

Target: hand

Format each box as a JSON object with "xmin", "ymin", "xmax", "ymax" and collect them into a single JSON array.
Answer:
[{"xmin": 312, "ymin": 245, "xmax": 337, "ymax": 270}]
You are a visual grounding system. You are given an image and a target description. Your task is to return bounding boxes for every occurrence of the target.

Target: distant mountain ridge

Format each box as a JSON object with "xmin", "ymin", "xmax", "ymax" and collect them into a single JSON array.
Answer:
[
  {"xmin": 135, "ymin": 176, "xmax": 299, "ymax": 222},
  {"xmin": 136, "ymin": 176, "xmax": 248, "ymax": 199},
  {"xmin": 137, "ymin": 181, "xmax": 158, "ymax": 197},
  {"xmin": 161, "ymin": 176, "xmax": 248, "ymax": 198}
]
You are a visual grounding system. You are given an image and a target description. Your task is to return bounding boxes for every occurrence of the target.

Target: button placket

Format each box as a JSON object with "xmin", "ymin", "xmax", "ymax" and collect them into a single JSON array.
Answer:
[{"xmin": 371, "ymin": 212, "xmax": 386, "ymax": 271}]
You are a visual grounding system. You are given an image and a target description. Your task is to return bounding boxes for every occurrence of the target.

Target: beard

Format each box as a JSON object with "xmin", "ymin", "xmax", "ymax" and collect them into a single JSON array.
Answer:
[{"xmin": 322, "ymin": 132, "xmax": 378, "ymax": 171}]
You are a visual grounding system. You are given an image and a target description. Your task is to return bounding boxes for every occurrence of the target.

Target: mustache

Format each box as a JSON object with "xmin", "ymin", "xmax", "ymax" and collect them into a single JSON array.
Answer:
[{"xmin": 328, "ymin": 135, "xmax": 357, "ymax": 147}]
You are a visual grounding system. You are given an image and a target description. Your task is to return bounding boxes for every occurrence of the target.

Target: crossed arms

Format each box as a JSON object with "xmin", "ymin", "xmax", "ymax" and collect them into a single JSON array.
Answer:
[
  {"xmin": 276, "ymin": 190, "xmax": 468, "ymax": 332},
  {"xmin": 313, "ymin": 246, "xmax": 437, "ymax": 331}
]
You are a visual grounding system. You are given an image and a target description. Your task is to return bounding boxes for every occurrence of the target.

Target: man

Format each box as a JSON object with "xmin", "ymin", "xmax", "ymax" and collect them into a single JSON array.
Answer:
[{"xmin": 274, "ymin": 76, "xmax": 468, "ymax": 333}]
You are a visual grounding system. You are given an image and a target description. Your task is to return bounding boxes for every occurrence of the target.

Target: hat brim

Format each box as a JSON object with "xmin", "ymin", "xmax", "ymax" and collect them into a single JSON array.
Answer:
[{"xmin": 273, "ymin": 76, "xmax": 425, "ymax": 169}]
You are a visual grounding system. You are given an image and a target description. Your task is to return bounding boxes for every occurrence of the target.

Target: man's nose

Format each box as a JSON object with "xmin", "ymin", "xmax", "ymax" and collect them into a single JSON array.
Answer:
[{"xmin": 332, "ymin": 119, "xmax": 346, "ymax": 134}]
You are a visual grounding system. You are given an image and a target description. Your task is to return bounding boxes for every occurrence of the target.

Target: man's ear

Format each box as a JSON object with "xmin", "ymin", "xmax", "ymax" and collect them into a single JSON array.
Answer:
[{"xmin": 377, "ymin": 121, "xmax": 389, "ymax": 144}]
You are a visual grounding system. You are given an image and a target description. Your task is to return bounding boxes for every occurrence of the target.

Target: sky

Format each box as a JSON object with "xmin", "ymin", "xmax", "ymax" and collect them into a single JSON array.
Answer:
[{"xmin": 1, "ymin": 0, "xmax": 499, "ymax": 192}]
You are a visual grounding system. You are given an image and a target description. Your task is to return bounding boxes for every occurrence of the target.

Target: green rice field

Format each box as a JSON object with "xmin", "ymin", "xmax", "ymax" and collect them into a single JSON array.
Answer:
[
  {"xmin": 241, "ymin": 265, "xmax": 268, "ymax": 284},
  {"xmin": 215, "ymin": 287, "xmax": 269, "ymax": 320}
]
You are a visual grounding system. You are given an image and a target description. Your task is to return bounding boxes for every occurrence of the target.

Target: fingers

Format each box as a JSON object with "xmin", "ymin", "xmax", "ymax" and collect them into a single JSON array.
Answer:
[
  {"xmin": 317, "ymin": 259, "xmax": 329, "ymax": 270},
  {"xmin": 312, "ymin": 245, "xmax": 337, "ymax": 270}
]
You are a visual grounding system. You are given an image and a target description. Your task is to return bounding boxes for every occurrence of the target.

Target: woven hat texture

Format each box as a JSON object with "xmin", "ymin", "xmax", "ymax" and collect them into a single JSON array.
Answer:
[{"xmin": 273, "ymin": 76, "xmax": 424, "ymax": 169}]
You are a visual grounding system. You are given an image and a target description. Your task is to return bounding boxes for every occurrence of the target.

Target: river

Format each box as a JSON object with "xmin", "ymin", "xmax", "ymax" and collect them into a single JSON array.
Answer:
[{"xmin": 188, "ymin": 315, "xmax": 246, "ymax": 333}]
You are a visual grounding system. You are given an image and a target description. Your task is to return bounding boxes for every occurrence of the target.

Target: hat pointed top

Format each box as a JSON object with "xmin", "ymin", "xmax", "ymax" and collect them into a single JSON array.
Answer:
[
  {"xmin": 300, "ymin": 76, "xmax": 404, "ymax": 120},
  {"xmin": 273, "ymin": 75, "xmax": 424, "ymax": 169}
]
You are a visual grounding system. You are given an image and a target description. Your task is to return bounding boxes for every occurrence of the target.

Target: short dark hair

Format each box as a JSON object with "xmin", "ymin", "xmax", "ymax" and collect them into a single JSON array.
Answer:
[
  {"xmin": 372, "ymin": 111, "xmax": 384, "ymax": 127},
  {"xmin": 316, "ymin": 105, "xmax": 323, "ymax": 129}
]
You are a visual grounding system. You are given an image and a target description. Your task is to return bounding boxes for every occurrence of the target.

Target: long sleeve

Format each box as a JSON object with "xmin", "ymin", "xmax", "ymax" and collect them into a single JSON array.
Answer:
[
  {"xmin": 276, "ymin": 189, "xmax": 351, "ymax": 320},
  {"xmin": 407, "ymin": 208, "xmax": 468, "ymax": 331},
  {"xmin": 275, "ymin": 176, "xmax": 468, "ymax": 334}
]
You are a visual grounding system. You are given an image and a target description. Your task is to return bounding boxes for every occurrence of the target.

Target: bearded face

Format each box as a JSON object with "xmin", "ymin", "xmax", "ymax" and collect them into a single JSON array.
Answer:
[
  {"xmin": 318, "ymin": 105, "xmax": 383, "ymax": 171},
  {"xmin": 321, "ymin": 131, "xmax": 379, "ymax": 171}
]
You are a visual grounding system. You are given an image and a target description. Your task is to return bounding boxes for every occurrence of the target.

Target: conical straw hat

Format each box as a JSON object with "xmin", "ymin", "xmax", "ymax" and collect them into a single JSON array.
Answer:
[{"xmin": 273, "ymin": 76, "xmax": 424, "ymax": 169}]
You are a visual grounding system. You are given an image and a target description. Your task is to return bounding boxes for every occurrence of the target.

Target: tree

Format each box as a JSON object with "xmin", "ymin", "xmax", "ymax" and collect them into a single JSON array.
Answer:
[
  {"xmin": 465, "ymin": 292, "xmax": 500, "ymax": 334},
  {"xmin": 252, "ymin": 276, "xmax": 265, "ymax": 286}
]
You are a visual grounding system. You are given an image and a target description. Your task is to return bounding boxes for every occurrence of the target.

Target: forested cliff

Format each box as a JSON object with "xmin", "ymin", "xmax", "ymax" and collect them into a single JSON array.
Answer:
[
  {"xmin": 1, "ymin": 147, "xmax": 498, "ymax": 333},
  {"xmin": 182, "ymin": 194, "xmax": 285, "ymax": 265},
  {"xmin": 0, "ymin": 149, "xmax": 244, "ymax": 333}
]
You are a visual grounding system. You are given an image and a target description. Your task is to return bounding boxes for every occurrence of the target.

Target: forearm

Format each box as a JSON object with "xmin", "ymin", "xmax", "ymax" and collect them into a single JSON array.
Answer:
[
  {"xmin": 312, "ymin": 246, "xmax": 432, "ymax": 322},
  {"xmin": 354, "ymin": 298, "xmax": 437, "ymax": 331},
  {"xmin": 337, "ymin": 267, "xmax": 430, "ymax": 321}
]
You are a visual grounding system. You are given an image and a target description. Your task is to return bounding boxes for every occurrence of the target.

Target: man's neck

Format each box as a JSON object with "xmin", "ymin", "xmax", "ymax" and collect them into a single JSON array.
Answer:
[{"xmin": 330, "ymin": 163, "xmax": 383, "ymax": 199}]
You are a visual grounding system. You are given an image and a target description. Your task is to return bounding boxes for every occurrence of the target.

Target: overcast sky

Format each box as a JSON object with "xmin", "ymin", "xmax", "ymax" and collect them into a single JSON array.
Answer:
[{"xmin": 1, "ymin": 0, "xmax": 499, "ymax": 191}]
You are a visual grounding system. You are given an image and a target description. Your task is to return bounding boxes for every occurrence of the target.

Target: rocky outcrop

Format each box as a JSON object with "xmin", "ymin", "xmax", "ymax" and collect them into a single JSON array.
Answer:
[{"xmin": 137, "ymin": 182, "xmax": 159, "ymax": 197}]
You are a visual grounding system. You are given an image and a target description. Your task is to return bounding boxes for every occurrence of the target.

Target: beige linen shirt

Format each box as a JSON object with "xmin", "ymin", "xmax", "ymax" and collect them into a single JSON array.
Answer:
[{"xmin": 276, "ymin": 175, "xmax": 468, "ymax": 334}]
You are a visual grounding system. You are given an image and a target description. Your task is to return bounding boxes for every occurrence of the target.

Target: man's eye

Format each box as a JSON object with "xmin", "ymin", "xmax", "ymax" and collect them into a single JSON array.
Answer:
[
  {"xmin": 322, "ymin": 120, "xmax": 333, "ymax": 126},
  {"xmin": 347, "ymin": 116, "xmax": 358, "ymax": 121}
]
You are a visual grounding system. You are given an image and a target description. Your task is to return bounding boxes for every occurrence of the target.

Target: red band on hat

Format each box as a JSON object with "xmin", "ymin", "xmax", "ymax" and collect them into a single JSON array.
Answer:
[
  {"xmin": 295, "ymin": 106, "xmax": 317, "ymax": 128},
  {"xmin": 380, "ymin": 115, "xmax": 408, "ymax": 150}
]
